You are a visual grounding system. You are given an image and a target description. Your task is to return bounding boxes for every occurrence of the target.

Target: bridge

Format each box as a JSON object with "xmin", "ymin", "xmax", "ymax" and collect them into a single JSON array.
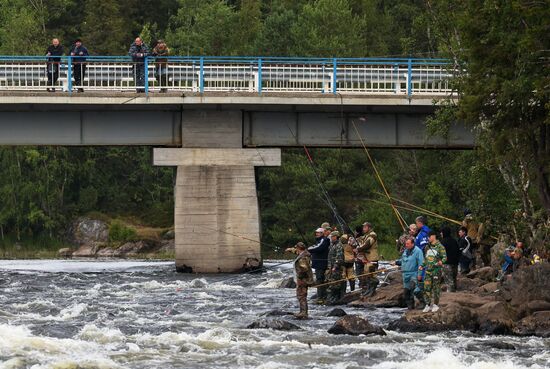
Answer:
[{"xmin": 0, "ymin": 56, "xmax": 470, "ymax": 273}]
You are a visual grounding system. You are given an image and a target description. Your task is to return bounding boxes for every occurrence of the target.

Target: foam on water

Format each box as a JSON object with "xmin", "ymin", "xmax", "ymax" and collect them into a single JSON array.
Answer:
[{"xmin": 0, "ymin": 259, "xmax": 173, "ymax": 273}]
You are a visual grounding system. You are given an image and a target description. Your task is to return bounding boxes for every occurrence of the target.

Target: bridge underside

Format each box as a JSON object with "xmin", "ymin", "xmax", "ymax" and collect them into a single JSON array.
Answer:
[
  {"xmin": 0, "ymin": 93, "xmax": 473, "ymax": 272},
  {"xmin": 0, "ymin": 93, "xmax": 473, "ymax": 148}
]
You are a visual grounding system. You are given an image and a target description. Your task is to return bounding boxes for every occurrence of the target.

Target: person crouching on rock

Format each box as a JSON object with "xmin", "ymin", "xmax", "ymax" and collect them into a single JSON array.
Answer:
[
  {"xmin": 420, "ymin": 230, "xmax": 447, "ymax": 313},
  {"xmin": 285, "ymin": 242, "xmax": 314, "ymax": 319},
  {"xmin": 395, "ymin": 237, "xmax": 424, "ymax": 310}
]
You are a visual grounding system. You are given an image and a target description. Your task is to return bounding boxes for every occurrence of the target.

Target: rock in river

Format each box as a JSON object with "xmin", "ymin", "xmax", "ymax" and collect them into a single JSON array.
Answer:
[
  {"xmin": 328, "ymin": 315, "xmax": 386, "ymax": 336},
  {"xmin": 246, "ymin": 318, "xmax": 302, "ymax": 331}
]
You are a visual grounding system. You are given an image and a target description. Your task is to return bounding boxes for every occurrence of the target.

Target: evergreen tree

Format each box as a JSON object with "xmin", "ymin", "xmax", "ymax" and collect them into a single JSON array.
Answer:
[{"xmin": 82, "ymin": 0, "xmax": 128, "ymax": 54}]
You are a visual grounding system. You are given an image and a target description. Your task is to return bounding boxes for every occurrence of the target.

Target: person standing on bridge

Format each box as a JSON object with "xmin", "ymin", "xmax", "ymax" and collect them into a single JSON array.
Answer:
[
  {"xmin": 45, "ymin": 38, "xmax": 63, "ymax": 92},
  {"xmin": 152, "ymin": 40, "xmax": 170, "ymax": 93},
  {"xmin": 308, "ymin": 227, "xmax": 330, "ymax": 305},
  {"xmin": 70, "ymin": 38, "xmax": 89, "ymax": 93},
  {"xmin": 128, "ymin": 37, "xmax": 149, "ymax": 93}
]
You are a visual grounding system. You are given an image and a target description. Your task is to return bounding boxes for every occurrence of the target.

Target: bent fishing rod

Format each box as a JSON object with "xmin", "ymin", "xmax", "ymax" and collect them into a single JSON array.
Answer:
[{"xmin": 313, "ymin": 265, "xmax": 401, "ymax": 289}]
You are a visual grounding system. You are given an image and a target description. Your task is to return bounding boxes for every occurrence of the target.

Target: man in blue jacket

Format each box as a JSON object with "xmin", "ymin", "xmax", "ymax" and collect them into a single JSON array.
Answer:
[
  {"xmin": 395, "ymin": 237, "xmax": 424, "ymax": 309},
  {"xmin": 128, "ymin": 37, "xmax": 149, "ymax": 92},
  {"xmin": 308, "ymin": 227, "xmax": 330, "ymax": 304},
  {"xmin": 414, "ymin": 216, "xmax": 431, "ymax": 252}
]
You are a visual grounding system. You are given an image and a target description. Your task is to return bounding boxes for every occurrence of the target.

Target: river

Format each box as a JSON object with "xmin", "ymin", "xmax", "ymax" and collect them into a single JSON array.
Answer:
[{"xmin": 0, "ymin": 260, "xmax": 548, "ymax": 369}]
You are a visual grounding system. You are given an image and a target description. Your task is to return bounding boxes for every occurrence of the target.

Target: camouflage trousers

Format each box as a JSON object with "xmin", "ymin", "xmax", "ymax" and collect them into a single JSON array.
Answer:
[
  {"xmin": 326, "ymin": 268, "xmax": 345, "ymax": 305},
  {"xmin": 424, "ymin": 268, "xmax": 442, "ymax": 305},
  {"xmin": 296, "ymin": 285, "xmax": 308, "ymax": 315}
]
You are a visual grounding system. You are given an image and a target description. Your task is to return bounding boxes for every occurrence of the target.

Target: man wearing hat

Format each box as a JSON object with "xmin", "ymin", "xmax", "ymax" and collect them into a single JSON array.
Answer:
[
  {"xmin": 326, "ymin": 231, "xmax": 345, "ymax": 305},
  {"xmin": 308, "ymin": 227, "xmax": 330, "ymax": 304},
  {"xmin": 356, "ymin": 222, "xmax": 380, "ymax": 297},
  {"xmin": 285, "ymin": 242, "xmax": 314, "ymax": 319},
  {"xmin": 70, "ymin": 38, "xmax": 89, "ymax": 92}
]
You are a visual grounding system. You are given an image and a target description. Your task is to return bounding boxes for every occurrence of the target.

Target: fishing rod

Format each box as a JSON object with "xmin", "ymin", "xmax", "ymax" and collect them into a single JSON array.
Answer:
[
  {"xmin": 282, "ymin": 199, "xmax": 309, "ymax": 245},
  {"xmin": 285, "ymin": 123, "xmax": 353, "ymax": 233},
  {"xmin": 349, "ymin": 118, "xmax": 407, "ymax": 231}
]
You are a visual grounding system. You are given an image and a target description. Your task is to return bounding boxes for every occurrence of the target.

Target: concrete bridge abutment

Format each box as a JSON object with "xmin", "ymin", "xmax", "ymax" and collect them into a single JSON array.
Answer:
[{"xmin": 153, "ymin": 110, "xmax": 281, "ymax": 273}]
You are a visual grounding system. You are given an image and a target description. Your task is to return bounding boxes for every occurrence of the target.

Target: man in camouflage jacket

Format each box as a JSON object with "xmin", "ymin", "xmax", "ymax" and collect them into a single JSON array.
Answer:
[
  {"xmin": 286, "ymin": 242, "xmax": 314, "ymax": 319},
  {"xmin": 420, "ymin": 230, "xmax": 447, "ymax": 313},
  {"xmin": 326, "ymin": 231, "xmax": 345, "ymax": 305},
  {"xmin": 356, "ymin": 222, "xmax": 379, "ymax": 297}
]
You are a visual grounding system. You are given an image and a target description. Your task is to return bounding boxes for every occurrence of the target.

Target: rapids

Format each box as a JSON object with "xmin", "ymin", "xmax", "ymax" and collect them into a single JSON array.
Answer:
[{"xmin": 0, "ymin": 260, "xmax": 548, "ymax": 369}]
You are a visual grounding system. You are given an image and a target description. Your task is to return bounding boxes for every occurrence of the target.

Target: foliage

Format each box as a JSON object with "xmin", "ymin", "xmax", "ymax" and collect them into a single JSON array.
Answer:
[{"xmin": 109, "ymin": 220, "xmax": 138, "ymax": 243}]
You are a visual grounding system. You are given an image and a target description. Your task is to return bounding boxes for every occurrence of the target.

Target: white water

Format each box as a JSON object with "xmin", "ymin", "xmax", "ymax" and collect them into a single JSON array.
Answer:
[{"xmin": 0, "ymin": 260, "xmax": 547, "ymax": 369}]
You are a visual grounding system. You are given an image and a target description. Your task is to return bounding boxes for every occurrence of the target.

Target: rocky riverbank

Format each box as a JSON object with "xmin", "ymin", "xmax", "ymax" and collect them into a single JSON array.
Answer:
[
  {"xmin": 342, "ymin": 264, "xmax": 549, "ymax": 337},
  {"xmin": 57, "ymin": 217, "xmax": 174, "ymax": 258}
]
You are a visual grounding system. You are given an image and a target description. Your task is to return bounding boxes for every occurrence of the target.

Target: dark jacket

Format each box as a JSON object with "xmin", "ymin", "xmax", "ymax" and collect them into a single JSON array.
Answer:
[
  {"xmin": 308, "ymin": 236, "xmax": 330, "ymax": 271},
  {"xmin": 441, "ymin": 236, "xmax": 460, "ymax": 265},
  {"xmin": 46, "ymin": 44, "xmax": 63, "ymax": 62},
  {"xmin": 70, "ymin": 45, "xmax": 89, "ymax": 61},
  {"xmin": 128, "ymin": 42, "xmax": 149, "ymax": 62},
  {"xmin": 458, "ymin": 235, "xmax": 473, "ymax": 262}
]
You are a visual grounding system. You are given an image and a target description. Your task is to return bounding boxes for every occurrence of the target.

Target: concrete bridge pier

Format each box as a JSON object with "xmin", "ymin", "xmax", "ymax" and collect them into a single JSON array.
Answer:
[{"xmin": 154, "ymin": 111, "xmax": 281, "ymax": 273}]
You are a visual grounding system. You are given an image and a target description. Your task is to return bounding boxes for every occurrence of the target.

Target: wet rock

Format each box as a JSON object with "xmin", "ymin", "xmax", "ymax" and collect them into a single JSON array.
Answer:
[
  {"xmin": 467, "ymin": 266, "xmax": 497, "ymax": 282},
  {"xmin": 279, "ymin": 277, "xmax": 296, "ymax": 289},
  {"xmin": 68, "ymin": 217, "xmax": 109, "ymax": 246},
  {"xmin": 475, "ymin": 282, "xmax": 499, "ymax": 294},
  {"xmin": 513, "ymin": 311, "xmax": 550, "ymax": 337},
  {"xmin": 246, "ymin": 318, "xmax": 301, "ymax": 331},
  {"xmin": 336, "ymin": 290, "xmax": 362, "ymax": 305},
  {"xmin": 525, "ymin": 300, "xmax": 550, "ymax": 314},
  {"xmin": 389, "ymin": 302, "xmax": 475, "ymax": 333},
  {"xmin": 72, "ymin": 244, "xmax": 98, "ymax": 257},
  {"xmin": 57, "ymin": 248, "xmax": 73, "ymax": 257},
  {"xmin": 327, "ymin": 308, "xmax": 347, "ymax": 317},
  {"xmin": 263, "ymin": 310, "xmax": 294, "ymax": 317},
  {"xmin": 328, "ymin": 315, "xmax": 386, "ymax": 336},
  {"xmin": 116, "ymin": 240, "xmax": 160, "ymax": 256}
]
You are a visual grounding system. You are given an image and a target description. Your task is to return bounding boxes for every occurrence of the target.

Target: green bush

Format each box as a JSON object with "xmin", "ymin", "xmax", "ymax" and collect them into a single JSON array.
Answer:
[{"xmin": 109, "ymin": 220, "xmax": 138, "ymax": 243}]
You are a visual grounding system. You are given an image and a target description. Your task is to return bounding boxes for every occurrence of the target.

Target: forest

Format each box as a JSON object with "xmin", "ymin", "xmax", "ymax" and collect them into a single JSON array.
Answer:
[{"xmin": 0, "ymin": 0, "xmax": 547, "ymax": 255}]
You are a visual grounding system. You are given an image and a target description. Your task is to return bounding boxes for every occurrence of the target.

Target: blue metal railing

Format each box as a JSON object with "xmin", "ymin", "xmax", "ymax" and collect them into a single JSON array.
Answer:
[{"xmin": 0, "ymin": 56, "xmax": 453, "ymax": 96}]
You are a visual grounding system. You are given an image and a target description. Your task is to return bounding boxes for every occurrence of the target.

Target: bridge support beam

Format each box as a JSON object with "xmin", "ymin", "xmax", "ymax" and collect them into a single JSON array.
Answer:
[{"xmin": 153, "ymin": 110, "xmax": 281, "ymax": 273}]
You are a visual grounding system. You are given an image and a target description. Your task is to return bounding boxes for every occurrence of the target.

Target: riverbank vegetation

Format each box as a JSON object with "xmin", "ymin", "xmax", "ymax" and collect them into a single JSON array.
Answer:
[{"xmin": 0, "ymin": 0, "xmax": 547, "ymax": 256}]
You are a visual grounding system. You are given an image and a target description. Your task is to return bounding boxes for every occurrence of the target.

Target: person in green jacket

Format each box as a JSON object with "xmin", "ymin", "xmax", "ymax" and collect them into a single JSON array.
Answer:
[{"xmin": 420, "ymin": 230, "xmax": 447, "ymax": 313}]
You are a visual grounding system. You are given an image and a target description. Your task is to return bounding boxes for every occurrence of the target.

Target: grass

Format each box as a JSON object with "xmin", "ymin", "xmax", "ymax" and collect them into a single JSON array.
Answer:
[{"xmin": 0, "ymin": 234, "xmax": 68, "ymax": 259}]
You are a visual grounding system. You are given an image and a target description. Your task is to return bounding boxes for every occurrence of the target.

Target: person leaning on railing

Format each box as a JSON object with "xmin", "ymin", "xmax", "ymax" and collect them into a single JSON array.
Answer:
[
  {"xmin": 128, "ymin": 37, "xmax": 149, "ymax": 93},
  {"xmin": 152, "ymin": 40, "xmax": 169, "ymax": 93},
  {"xmin": 70, "ymin": 38, "xmax": 89, "ymax": 93},
  {"xmin": 45, "ymin": 38, "xmax": 63, "ymax": 92}
]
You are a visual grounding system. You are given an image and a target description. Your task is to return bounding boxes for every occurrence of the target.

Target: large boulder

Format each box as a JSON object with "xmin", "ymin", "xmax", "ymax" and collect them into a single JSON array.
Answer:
[
  {"xmin": 490, "ymin": 241, "xmax": 508, "ymax": 270},
  {"xmin": 456, "ymin": 276, "xmax": 485, "ymax": 292},
  {"xmin": 96, "ymin": 247, "xmax": 116, "ymax": 257},
  {"xmin": 246, "ymin": 318, "xmax": 301, "ymax": 331},
  {"xmin": 114, "ymin": 240, "xmax": 160, "ymax": 256},
  {"xmin": 57, "ymin": 248, "xmax": 73, "ymax": 258},
  {"xmin": 513, "ymin": 311, "xmax": 550, "ymax": 337},
  {"xmin": 327, "ymin": 315, "xmax": 386, "ymax": 336},
  {"xmin": 349, "ymin": 282, "xmax": 404, "ymax": 308},
  {"xmin": 327, "ymin": 308, "xmax": 347, "ymax": 317},
  {"xmin": 499, "ymin": 263, "xmax": 550, "ymax": 314},
  {"xmin": 466, "ymin": 266, "xmax": 497, "ymax": 282},
  {"xmin": 72, "ymin": 244, "xmax": 98, "ymax": 257},
  {"xmin": 68, "ymin": 217, "xmax": 109, "ymax": 246},
  {"xmin": 388, "ymin": 302, "xmax": 476, "ymax": 332}
]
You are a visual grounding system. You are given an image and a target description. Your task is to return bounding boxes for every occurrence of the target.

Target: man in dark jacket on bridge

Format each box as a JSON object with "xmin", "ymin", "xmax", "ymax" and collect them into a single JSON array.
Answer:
[
  {"xmin": 70, "ymin": 38, "xmax": 89, "ymax": 92},
  {"xmin": 308, "ymin": 227, "xmax": 330, "ymax": 304},
  {"xmin": 45, "ymin": 38, "xmax": 63, "ymax": 91},
  {"xmin": 128, "ymin": 37, "xmax": 149, "ymax": 93}
]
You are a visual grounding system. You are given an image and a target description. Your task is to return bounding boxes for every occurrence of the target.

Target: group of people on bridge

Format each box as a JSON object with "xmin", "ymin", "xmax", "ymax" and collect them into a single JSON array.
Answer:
[
  {"xmin": 285, "ymin": 210, "xmax": 533, "ymax": 320},
  {"xmin": 44, "ymin": 37, "xmax": 169, "ymax": 93}
]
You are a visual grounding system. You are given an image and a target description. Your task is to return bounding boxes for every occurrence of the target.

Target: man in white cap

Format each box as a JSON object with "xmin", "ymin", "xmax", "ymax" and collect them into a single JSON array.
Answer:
[{"xmin": 308, "ymin": 227, "xmax": 330, "ymax": 304}]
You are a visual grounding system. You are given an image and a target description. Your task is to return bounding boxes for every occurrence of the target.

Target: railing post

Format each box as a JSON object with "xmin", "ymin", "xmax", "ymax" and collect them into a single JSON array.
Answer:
[
  {"xmin": 407, "ymin": 58, "xmax": 412, "ymax": 97},
  {"xmin": 67, "ymin": 56, "xmax": 72, "ymax": 95},
  {"xmin": 332, "ymin": 58, "xmax": 338, "ymax": 94},
  {"xmin": 199, "ymin": 57, "xmax": 204, "ymax": 94},
  {"xmin": 144, "ymin": 56, "xmax": 149, "ymax": 95},
  {"xmin": 257, "ymin": 58, "xmax": 262, "ymax": 95}
]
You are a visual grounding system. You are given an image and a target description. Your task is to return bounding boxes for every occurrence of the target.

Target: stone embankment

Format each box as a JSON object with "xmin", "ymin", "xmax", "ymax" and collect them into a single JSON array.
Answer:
[{"xmin": 57, "ymin": 217, "xmax": 174, "ymax": 258}]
